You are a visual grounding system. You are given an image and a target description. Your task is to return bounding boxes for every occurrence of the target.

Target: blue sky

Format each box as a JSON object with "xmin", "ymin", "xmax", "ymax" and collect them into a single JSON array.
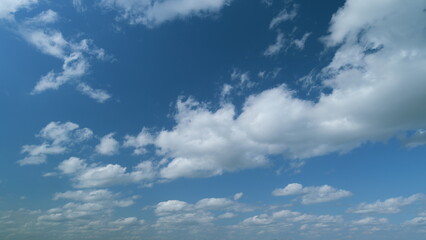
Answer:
[{"xmin": 1, "ymin": 0, "xmax": 426, "ymax": 239}]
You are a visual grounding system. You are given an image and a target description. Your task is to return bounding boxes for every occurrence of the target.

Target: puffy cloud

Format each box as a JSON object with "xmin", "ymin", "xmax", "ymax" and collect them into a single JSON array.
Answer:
[
  {"xmin": 96, "ymin": 133, "xmax": 119, "ymax": 155},
  {"xmin": 272, "ymin": 183, "xmax": 352, "ymax": 204},
  {"xmin": 53, "ymin": 189, "xmax": 114, "ymax": 202},
  {"xmin": 131, "ymin": 0, "xmax": 426, "ymax": 179},
  {"xmin": 123, "ymin": 128, "xmax": 154, "ymax": 155},
  {"xmin": 18, "ymin": 122, "xmax": 93, "ymax": 166},
  {"xmin": 155, "ymin": 98, "xmax": 268, "ymax": 179},
  {"xmin": 155, "ymin": 200, "xmax": 191, "ymax": 215},
  {"xmin": 348, "ymin": 194, "xmax": 424, "ymax": 214},
  {"xmin": 0, "ymin": 0, "xmax": 37, "ymax": 19},
  {"xmin": 38, "ymin": 121, "xmax": 91, "ymax": 145},
  {"xmin": 38, "ymin": 189, "xmax": 135, "ymax": 224},
  {"xmin": 57, "ymin": 157, "xmax": 156, "ymax": 188},
  {"xmin": 269, "ymin": 4, "xmax": 297, "ymax": 29},
  {"xmin": 272, "ymin": 183, "xmax": 304, "ymax": 196},
  {"xmin": 21, "ymin": 29, "xmax": 67, "ymax": 59},
  {"xmin": 153, "ymin": 195, "xmax": 251, "ymax": 230},
  {"xmin": 99, "ymin": 0, "xmax": 231, "ymax": 27},
  {"xmin": 195, "ymin": 198, "xmax": 233, "ymax": 209},
  {"xmin": 58, "ymin": 157, "xmax": 87, "ymax": 175},
  {"xmin": 154, "ymin": 195, "xmax": 248, "ymax": 223}
]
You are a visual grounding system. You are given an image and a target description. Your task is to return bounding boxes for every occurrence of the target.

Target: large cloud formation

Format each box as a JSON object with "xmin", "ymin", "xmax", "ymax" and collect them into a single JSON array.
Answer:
[{"xmin": 125, "ymin": 0, "xmax": 426, "ymax": 179}]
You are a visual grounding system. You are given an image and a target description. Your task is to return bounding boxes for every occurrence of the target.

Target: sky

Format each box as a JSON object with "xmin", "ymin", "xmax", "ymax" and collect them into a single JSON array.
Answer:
[{"xmin": 1, "ymin": 0, "xmax": 426, "ymax": 239}]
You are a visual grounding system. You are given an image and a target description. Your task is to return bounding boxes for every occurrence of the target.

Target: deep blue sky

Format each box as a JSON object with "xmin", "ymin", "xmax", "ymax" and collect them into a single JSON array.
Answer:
[{"xmin": 1, "ymin": 0, "xmax": 426, "ymax": 239}]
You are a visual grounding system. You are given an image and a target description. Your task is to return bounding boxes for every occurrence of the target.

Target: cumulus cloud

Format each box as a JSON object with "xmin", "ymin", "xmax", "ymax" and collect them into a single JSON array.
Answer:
[
  {"xmin": 0, "ymin": 0, "xmax": 37, "ymax": 19},
  {"xmin": 96, "ymin": 133, "xmax": 119, "ymax": 155},
  {"xmin": 272, "ymin": 183, "xmax": 352, "ymax": 204},
  {"xmin": 58, "ymin": 157, "xmax": 156, "ymax": 188},
  {"xmin": 99, "ymin": 0, "xmax": 231, "ymax": 27},
  {"xmin": 153, "ymin": 195, "xmax": 249, "ymax": 229},
  {"xmin": 123, "ymin": 128, "xmax": 154, "ymax": 155},
  {"xmin": 18, "ymin": 122, "xmax": 93, "ymax": 166},
  {"xmin": 123, "ymin": 0, "xmax": 426, "ymax": 179},
  {"xmin": 348, "ymin": 194, "xmax": 424, "ymax": 214}
]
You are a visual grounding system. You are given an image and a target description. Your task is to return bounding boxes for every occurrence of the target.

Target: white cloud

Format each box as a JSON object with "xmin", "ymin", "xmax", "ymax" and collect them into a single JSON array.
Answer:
[
  {"xmin": 25, "ymin": 9, "xmax": 58, "ymax": 24},
  {"xmin": 18, "ymin": 122, "xmax": 93, "ymax": 166},
  {"xmin": 156, "ymin": 98, "xmax": 268, "ymax": 179},
  {"xmin": 195, "ymin": 198, "xmax": 233, "ymax": 209},
  {"xmin": 58, "ymin": 157, "xmax": 87, "ymax": 175},
  {"xmin": 76, "ymin": 83, "xmax": 111, "ymax": 103},
  {"xmin": 146, "ymin": 0, "xmax": 426, "ymax": 179},
  {"xmin": 96, "ymin": 133, "xmax": 119, "ymax": 155},
  {"xmin": 233, "ymin": 192, "xmax": 243, "ymax": 201},
  {"xmin": 17, "ymin": 155, "xmax": 47, "ymax": 166},
  {"xmin": 0, "ymin": 0, "xmax": 37, "ymax": 19},
  {"xmin": 269, "ymin": 5, "xmax": 297, "ymax": 29},
  {"xmin": 155, "ymin": 200, "xmax": 190, "ymax": 215},
  {"xmin": 32, "ymin": 52, "xmax": 88, "ymax": 93},
  {"xmin": 99, "ymin": 0, "xmax": 231, "ymax": 27},
  {"xmin": 57, "ymin": 157, "xmax": 156, "ymax": 188},
  {"xmin": 272, "ymin": 183, "xmax": 352, "ymax": 204},
  {"xmin": 21, "ymin": 143, "xmax": 66, "ymax": 156},
  {"xmin": 53, "ymin": 189, "xmax": 115, "ymax": 202},
  {"xmin": 349, "ymin": 194, "xmax": 424, "ymax": 214},
  {"xmin": 123, "ymin": 128, "xmax": 154, "ymax": 155},
  {"xmin": 404, "ymin": 217, "xmax": 426, "ymax": 226},
  {"xmin": 292, "ymin": 32, "xmax": 311, "ymax": 50},
  {"xmin": 21, "ymin": 29, "xmax": 67, "ymax": 58},
  {"xmin": 39, "ymin": 121, "xmax": 91, "ymax": 145},
  {"xmin": 263, "ymin": 32, "xmax": 285, "ymax": 56},
  {"xmin": 352, "ymin": 217, "xmax": 388, "ymax": 225}
]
